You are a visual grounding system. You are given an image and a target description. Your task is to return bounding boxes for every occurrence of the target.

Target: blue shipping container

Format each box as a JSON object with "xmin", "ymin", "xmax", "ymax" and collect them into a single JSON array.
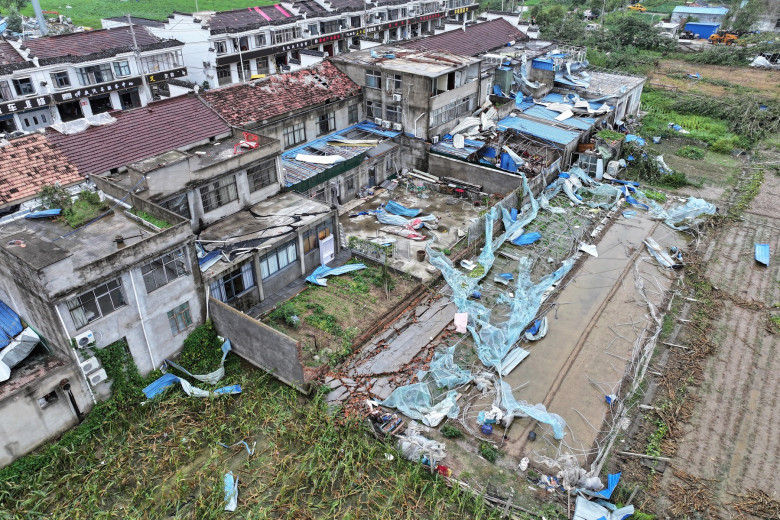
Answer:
[{"xmin": 684, "ymin": 22, "xmax": 720, "ymax": 39}]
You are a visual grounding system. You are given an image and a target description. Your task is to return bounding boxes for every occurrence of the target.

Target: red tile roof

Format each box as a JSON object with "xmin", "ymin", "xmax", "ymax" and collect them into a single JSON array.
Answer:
[
  {"xmin": 201, "ymin": 61, "xmax": 360, "ymax": 127},
  {"xmin": 0, "ymin": 40, "xmax": 24, "ymax": 66},
  {"xmin": 24, "ymin": 26, "xmax": 160, "ymax": 60},
  {"xmin": 47, "ymin": 94, "xmax": 231, "ymax": 175},
  {"xmin": 0, "ymin": 134, "xmax": 83, "ymax": 208},
  {"xmin": 398, "ymin": 19, "xmax": 527, "ymax": 57},
  {"xmin": 208, "ymin": 5, "xmax": 302, "ymax": 33}
]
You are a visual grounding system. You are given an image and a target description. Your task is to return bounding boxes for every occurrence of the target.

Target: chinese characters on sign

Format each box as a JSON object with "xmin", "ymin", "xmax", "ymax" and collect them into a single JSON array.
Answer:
[
  {"xmin": 146, "ymin": 67, "xmax": 188, "ymax": 83},
  {"xmin": 0, "ymin": 96, "xmax": 50, "ymax": 116},
  {"xmin": 52, "ymin": 78, "xmax": 142, "ymax": 103}
]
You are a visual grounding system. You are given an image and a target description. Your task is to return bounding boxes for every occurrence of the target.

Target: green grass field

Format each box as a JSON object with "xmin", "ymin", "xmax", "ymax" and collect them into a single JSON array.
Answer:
[{"xmin": 21, "ymin": 0, "xmax": 277, "ymax": 29}]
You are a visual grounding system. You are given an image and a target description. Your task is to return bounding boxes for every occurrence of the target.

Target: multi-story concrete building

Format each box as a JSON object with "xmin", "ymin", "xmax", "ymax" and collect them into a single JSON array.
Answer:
[
  {"xmin": 0, "ymin": 27, "xmax": 186, "ymax": 135},
  {"xmin": 144, "ymin": 0, "xmax": 479, "ymax": 88}
]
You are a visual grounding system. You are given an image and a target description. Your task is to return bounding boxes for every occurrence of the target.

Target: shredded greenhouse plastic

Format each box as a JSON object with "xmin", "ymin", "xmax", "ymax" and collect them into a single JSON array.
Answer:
[
  {"xmin": 376, "ymin": 211, "xmax": 437, "ymax": 227},
  {"xmin": 573, "ymin": 495, "xmax": 634, "ymax": 520},
  {"xmin": 142, "ymin": 372, "xmax": 242, "ymax": 399},
  {"xmin": 642, "ymin": 195, "xmax": 716, "ymax": 230},
  {"xmin": 224, "ymin": 472, "xmax": 239, "ymax": 512},
  {"xmin": 163, "ymin": 339, "xmax": 232, "ymax": 385},
  {"xmin": 499, "ymin": 381, "xmax": 567, "ymax": 439},
  {"xmin": 385, "ymin": 200, "xmax": 421, "ymax": 217},
  {"xmin": 512, "ymin": 231, "xmax": 542, "ymax": 246},
  {"xmin": 417, "ymin": 347, "xmax": 472, "ymax": 389},
  {"xmin": 380, "ymin": 383, "xmax": 459, "ymax": 427},
  {"xmin": 306, "ymin": 263, "xmax": 366, "ymax": 286}
]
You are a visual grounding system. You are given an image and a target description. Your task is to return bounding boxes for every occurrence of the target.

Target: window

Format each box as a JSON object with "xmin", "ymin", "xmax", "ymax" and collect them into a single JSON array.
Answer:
[
  {"xmin": 160, "ymin": 193, "xmax": 191, "ymax": 219},
  {"xmin": 429, "ymin": 94, "xmax": 476, "ymax": 127},
  {"xmin": 346, "ymin": 176, "xmax": 355, "ymax": 191},
  {"xmin": 19, "ymin": 108, "xmax": 48, "ymax": 131},
  {"xmin": 38, "ymin": 391, "xmax": 59, "ymax": 409},
  {"xmin": 232, "ymin": 36, "xmax": 249, "ymax": 52},
  {"xmin": 255, "ymin": 56, "xmax": 270, "ymax": 75},
  {"xmin": 241, "ymin": 59, "xmax": 251, "ymax": 81},
  {"xmin": 50, "ymin": 71, "xmax": 71, "ymax": 89},
  {"xmin": 216, "ymin": 64, "xmax": 232, "ymax": 86},
  {"xmin": 0, "ymin": 80, "xmax": 12, "ymax": 101},
  {"xmin": 303, "ymin": 221, "xmax": 332, "ymax": 253},
  {"xmin": 308, "ymin": 23, "xmax": 319, "ymax": 35},
  {"xmin": 386, "ymin": 156, "xmax": 395, "ymax": 176},
  {"xmin": 141, "ymin": 247, "xmax": 189, "ymax": 293},
  {"xmin": 89, "ymin": 94, "xmax": 114, "ymax": 114},
  {"xmin": 388, "ymin": 9, "xmax": 399, "ymax": 21},
  {"xmin": 401, "ymin": 7, "xmax": 407, "ymax": 17},
  {"xmin": 366, "ymin": 70, "xmax": 382, "ymax": 89},
  {"xmin": 112, "ymin": 61, "xmax": 131, "ymax": 77},
  {"xmin": 200, "ymin": 175, "xmax": 238, "ymax": 212},
  {"xmin": 259, "ymin": 240, "xmax": 298, "ymax": 279},
  {"xmin": 210, "ymin": 263, "xmax": 256, "ymax": 302},
  {"xmin": 76, "ymin": 64, "xmax": 114, "ymax": 86},
  {"xmin": 247, "ymin": 159, "xmax": 277, "ymax": 192},
  {"xmin": 58, "ymin": 100, "xmax": 83, "ymax": 122},
  {"xmin": 283, "ymin": 122, "xmax": 306, "ymax": 147},
  {"xmin": 317, "ymin": 112, "xmax": 335, "ymax": 135},
  {"xmin": 272, "ymin": 27, "xmax": 302, "ymax": 44},
  {"xmin": 214, "ymin": 40, "xmax": 227, "ymax": 54},
  {"xmin": 167, "ymin": 302, "xmax": 193, "ymax": 335},
  {"xmin": 366, "ymin": 100, "xmax": 380, "ymax": 119},
  {"xmin": 348, "ymin": 103, "xmax": 358, "ymax": 124},
  {"xmin": 255, "ymin": 32, "xmax": 267, "ymax": 47},
  {"xmin": 385, "ymin": 104, "xmax": 401, "ymax": 123},
  {"xmin": 351, "ymin": 16, "xmax": 362, "ymax": 27},
  {"xmin": 66, "ymin": 278, "xmax": 127, "ymax": 329},
  {"xmin": 12, "ymin": 77, "xmax": 34, "ymax": 96},
  {"xmin": 119, "ymin": 89, "xmax": 141, "ymax": 110},
  {"xmin": 320, "ymin": 20, "xmax": 340, "ymax": 34},
  {"xmin": 390, "ymin": 73, "xmax": 402, "ymax": 91}
]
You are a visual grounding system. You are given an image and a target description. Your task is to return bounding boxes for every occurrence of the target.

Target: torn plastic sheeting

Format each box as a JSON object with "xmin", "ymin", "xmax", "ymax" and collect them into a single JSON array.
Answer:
[
  {"xmin": 376, "ymin": 210, "xmax": 437, "ymax": 227},
  {"xmin": 294, "ymin": 154, "xmax": 346, "ymax": 165},
  {"xmin": 417, "ymin": 346, "xmax": 472, "ymax": 389},
  {"xmin": 579, "ymin": 243, "xmax": 598, "ymax": 257},
  {"xmin": 306, "ymin": 263, "xmax": 366, "ymax": 286},
  {"xmin": 497, "ymin": 347, "xmax": 530, "ymax": 376},
  {"xmin": 219, "ymin": 440, "xmax": 256, "ymax": 455},
  {"xmin": 198, "ymin": 249, "xmax": 222, "ymax": 272},
  {"xmin": 380, "ymin": 383, "xmax": 459, "ymax": 427},
  {"xmin": 644, "ymin": 237, "xmax": 677, "ymax": 269},
  {"xmin": 624, "ymin": 134, "xmax": 645, "ymax": 146},
  {"xmin": 512, "ymin": 232, "xmax": 541, "ymax": 246},
  {"xmin": 398, "ymin": 432, "xmax": 446, "ymax": 465},
  {"xmin": 142, "ymin": 372, "xmax": 242, "ymax": 399},
  {"xmin": 0, "ymin": 328, "xmax": 40, "ymax": 382},
  {"xmin": 525, "ymin": 316, "xmax": 548, "ymax": 341},
  {"xmin": 499, "ymin": 152, "xmax": 518, "ymax": 173},
  {"xmin": 0, "ymin": 299, "xmax": 24, "ymax": 350},
  {"xmin": 643, "ymin": 195, "xmax": 716, "ymax": 230},
  {"xmin": 579, "ymin": 472, "xmax": 622, "ymax": 500},
  {"xmin": 385, "ymin": 200, "xmax": 421, "ymax": 217},
  {"xmin": 454, "ymin": 312, "xmax": 468, "ymax": 333},
  {"xmin": 164, "ymin": 339, "xmax": 232, "ymax": 385},
  {"xmin": 25, "ymin": 209, "xmax": 62, "ymax": 219},
  {"xmin": 49, "ymin": 112, "xmax": 117, "ymax": 135},
  {"xmin": 573, "ymin": 495, "xmax": 634, "ymax": 520},
  {"xmin": 755, "ymin": 243, "xmax": 770, "ymax": 266},
  {"xmin": 224, "ymin": 472, "xmax": 238, "ymax": 512},
  {"xmin": 498, "ymin": 380, "xmax": 566, "ymax": 439}
]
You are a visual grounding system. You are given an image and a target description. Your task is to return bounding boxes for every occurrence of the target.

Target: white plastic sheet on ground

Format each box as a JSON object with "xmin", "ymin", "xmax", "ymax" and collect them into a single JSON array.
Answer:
[
  {"xmin": 398, "ymin": 429, "xmax": 447, "ymax": 464},
  {"xmin": 380, "ymin": 383, "xmax": 459, "ymax": 427},
  {"xmin": 499, "ymin": 381, "xmax": 567, "ymax": 440},
  {"xmin": 224, "ymin": 472, "xmax": 238, "ymax": 512},
  {"xmin": 573, "ymin": 495, "xmax": 634, "ymax": 520},
  {"xmin": 640, "ymin": 195, "xmax": 716, "ymax": 230},
  {"xmin": 417, "ymin": 346, "xmax": 472, "ymax": 389}
]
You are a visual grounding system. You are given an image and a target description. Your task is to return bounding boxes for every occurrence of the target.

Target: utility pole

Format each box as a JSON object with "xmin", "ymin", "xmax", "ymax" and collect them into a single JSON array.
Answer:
[
  {"xmin": 31, "ymin": 0, "xmax": 49, "ymax": 35},
  {"xmin": 128, "ymin": 14, "xmax": 153, "ymax": 104},
  {"xmin": 601, "ymin": 0, "xmax": 607, "ymax": 28}
]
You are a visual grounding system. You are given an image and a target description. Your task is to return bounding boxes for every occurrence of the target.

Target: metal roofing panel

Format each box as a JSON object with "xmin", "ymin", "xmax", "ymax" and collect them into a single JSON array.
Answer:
[
  {"xmin": 497, "ymin": 116, "xmax": 580, "ymax": 145},
  {"xmin": 755, "ymin": 243, "xmax": 770, "ymax": 266},
  {"xmin": 542, "ymin": 92, "xmax": 612, "ymax": 111},
  {"xmin": 522, "ymin": 105, "xmax": 595, "ymax": 131},
  {"xmin": 0, "ymin": 299, "xmax": 23, "ymax": 349},
  {"xmin": 672, "ymin": 6, "xmax": 729, "ymax": 15}
]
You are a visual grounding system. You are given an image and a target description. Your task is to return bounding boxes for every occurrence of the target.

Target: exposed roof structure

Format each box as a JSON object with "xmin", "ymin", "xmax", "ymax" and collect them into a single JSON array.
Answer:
[
  {"xmin": 201, "ymin": 61, "xmax": 360, "ymax": 127},
  {"xmin": 102, "ymin": 16, "xmax": 167, "ymax": 28},
  {"xmin": 497, "ymin": 116, "xmax": 581, "ymax": 146},
  {"xmin": 0, "ymin": 134, "xmax": 83, "ymax": 208},
  {"xmin": 47, "ymin": 94, "xmax": 230, "ymax": 175},
  {"xmin": 398, "ymin": 19, "xmax": 527, "ymax": 57},
  {"xmin": 23, "ymin": 27, "xmax": 182, "ymax": 65}
]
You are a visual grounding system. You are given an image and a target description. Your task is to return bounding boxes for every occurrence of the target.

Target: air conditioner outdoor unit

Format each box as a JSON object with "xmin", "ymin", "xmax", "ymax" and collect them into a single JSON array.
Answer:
[
  {"xmin": 88, "ymin": 368, "xmax": 108, "ymax": 386},
  {"xmin": 392, "ymin": 123, "xmax": 402, "ymax": 131},
  {"xmin": 74, "ymin": 330, "xmax": 95, "ymax": 348},
  {"xmin": 431, "ymin": 135, "xmax": 440, "ymax": 144},
  {"xmin": 392, "ymin": 93, "xmax": 402, "ymax": 101},
  {"xmin": 202, "ymin": 61, "xmax": 211, "ymax": 69},
  {"xmin": 374, "ymin": 117, "xmax": 383, "ymax": 125},
  {"xmin": 80, "ymin": 356, "xmax": 100, "ymax": 375},
  {"xmin": 382, "ymin": 120, "xmax": 391, "ymax": 129}
]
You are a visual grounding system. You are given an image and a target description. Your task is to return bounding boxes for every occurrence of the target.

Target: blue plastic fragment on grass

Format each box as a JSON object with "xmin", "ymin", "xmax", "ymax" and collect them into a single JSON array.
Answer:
[{"xmin": 512, "ymin": 232, "xmax": 542, "ymax": 246}]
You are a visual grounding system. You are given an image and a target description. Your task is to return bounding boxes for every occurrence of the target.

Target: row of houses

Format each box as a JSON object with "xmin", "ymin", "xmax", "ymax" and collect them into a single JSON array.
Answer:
[{"xmin": 0, "ymin": 14, "xmax": 645, "ymax": 467}]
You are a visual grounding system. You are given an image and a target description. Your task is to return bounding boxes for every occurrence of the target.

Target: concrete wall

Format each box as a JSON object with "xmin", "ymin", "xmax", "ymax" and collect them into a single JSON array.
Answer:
[
  {"xmin": 209, "ymin": 298, "xmax": 307, "ymax": 391},
  {"xmin": 0, "ymin": 363, "xmax": 91, "ymax": 468},
  {"xmin": 428, "ymin": 153, "xmax": 525, "ymax": 194}
]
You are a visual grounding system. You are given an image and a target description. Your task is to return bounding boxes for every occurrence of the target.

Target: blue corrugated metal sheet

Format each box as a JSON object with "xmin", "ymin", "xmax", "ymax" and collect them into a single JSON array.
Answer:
[
  {"xmin": 497, "ymin": 116, "xmax": 580, "ymax": 146},
  {"xmin": 515, "ymin": 95, "xmax": 535, "ymax": 110},
  {"xmin": 0, "ymin": 299, "xmax": 23, "ymax": 350},
  {"xmin": 684, "ymin": 22, "xmax": 720, "ymax": 39},
  {"xmin": 755, "ymin": 243, "xmax": 770, "ymax": 266},
  {"xmin": 532, "ymin": 58, "xmax": 554, "ymax": 71},
  {"xmin": 521, "ymin": 105, "xmax": 595, "ymax": 131},
  {"xmin": 673, "ymin": 6, "xmax": 728, "ymax": 15},
  {"xmin": 430, "ymin": 139, "xmax": 483, "ymax": 160}
]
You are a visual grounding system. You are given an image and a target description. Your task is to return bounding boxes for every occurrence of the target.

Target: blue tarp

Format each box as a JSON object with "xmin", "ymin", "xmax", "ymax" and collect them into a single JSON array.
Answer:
[
  {"xmin": 142, "ymin": 372, "xmax": 242, "ymax": 399},
  {"xmin": 499, "ymin": 152, "xmax": 518, "ymax": 172},
  {"xmin": 493, "ymin": 84, "xmax": 504, "ymax": 97},
  {"xmin": 306, "ymin": 263, "xmax": 367, "ymax": 286},
  {"xmin": 25, "ymin": 209, "xmax": 62, "ymax": 219},
  {"xmin": 497, "ymin": 116, "xmax": 579, "ymax": 146},
  {"xmin": 580, "ymin": 473, "xmax": 622, "ymax": 499},
  {"xmin": 625, "ymin": 134, "xmax": 645, "ymax": 146},
  {"xmin": 512, "ymin": 232, "xmax": 542, "ymax": 246},
  {"xmin": 755, "ymin": 243, "xmax": 770, "ymax": 266},
  {"xmin": 385, "ymin": 200, "xmax": 420, "ymax": 217},
  {"xmin": 0, "ymin": 299, "xmax": 23, "ymax": 350}
]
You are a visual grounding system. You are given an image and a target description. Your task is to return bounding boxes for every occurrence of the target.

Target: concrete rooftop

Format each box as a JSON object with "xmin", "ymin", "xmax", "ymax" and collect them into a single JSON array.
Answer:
[{"xmin": 332, "ymin": 48, "xmax": 481, "ymax": 77}]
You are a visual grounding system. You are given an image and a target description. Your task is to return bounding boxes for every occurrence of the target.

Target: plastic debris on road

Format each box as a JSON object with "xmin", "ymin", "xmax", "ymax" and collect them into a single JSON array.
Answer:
[
  {"xmin": 224, "ymin": 472, "xmax": 239, "ymax": 512},
  {"xmin": 579, "ymin": 472, "xmax": 622, "ymax": 499},
  {"xmin": 417, "ymin": 346, "xmax": 472, "ymax": 389},
  {"xmin": 525, "ymin": 317, "xmax": 548, "ymax": 341},
  {"xmin": 499, "ymin": 381, "xmax": 567, "ymax": 439},
  {"xmin": 579, "ymin": 243, "xmax": 598, "ymax": 257},
  {"xmin": 643, "ymin": 196, "xmax": 716, "ymax": 230},
  {"xmin": 644, "ymin": 237, "xmax": 679, "ymax": 269},
  {"xmin": 306, "ymin": 263, "xmax": 366, "ymax": 286}
]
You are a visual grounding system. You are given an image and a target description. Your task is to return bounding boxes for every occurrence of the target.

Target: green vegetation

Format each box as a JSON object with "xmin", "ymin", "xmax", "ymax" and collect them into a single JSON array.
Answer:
[
  {"xmin": 645, "ymin": 415, "xmax": 669, "ymax": 457},
  {"xmin": 597, "ymin": 129, "xmax": 626, "ymax": 143},
  {"xmin": 479, "ymin": 442, "xmax": 501, "ymax": 463},
  {"xmin": 269, "ymin": 300, "xmax": 302, "ymax": 328},
  {"xmin": 728, "ymin": 170, "xmax": 764, "ymax": 219},
  {"xmin": 130, "ymin": 209, "xmax": 172, "ymax": 229},
  {"xmin": 441, "ymin": 424, "xmax": 463, "ymax": 439},
  {"xmin": 642, "ymin": 189, "xmax": 667, "ymax": 203},
  {"xmin": 623, "ymin": 144, "xmax": 691, "ymax": 188},
  {"xmin": 675, "ymin": 145, "xmax": 706, "ymax": 160},
  {"xmin": 0, "ymin": 324, "xmax": 497, "ymax": 519},
  {"xmin": 18, "ymin": 0, "xmax": 277, "ymax": 29},
  {"xmin": 38, "ymin": 185, "xmax": 108, "ymax": 228}
]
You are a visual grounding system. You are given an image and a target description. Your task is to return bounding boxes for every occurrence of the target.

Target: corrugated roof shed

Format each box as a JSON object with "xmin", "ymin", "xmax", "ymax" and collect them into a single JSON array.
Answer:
[
  {"xmin": 397, "ymin": 18, "xmax": 527, "ymax": 57},
  {"xmin": 47, "ymin": 94, "xmax": 230, "ymax": 175},
  {"xmin": 497, "ymin": 116, "xmax": 580, "ymax": 146},
  {"xmin": 201, "ymin": 61, "xmax": 360, "ymax": 127},
  {"xmin": 521, "ymin": 105, "xmax": 595, "ymax": 131},
  {"xmin": 672, "ymin": 6, "xmax": 729, "ymax": 15},
  {"xmin": 0, "ymin": 298, "xmax": 23, "ymax": 349},
  {"xmin": 0, "ymin": 134, "xmax": 84, "ymax": 209}
]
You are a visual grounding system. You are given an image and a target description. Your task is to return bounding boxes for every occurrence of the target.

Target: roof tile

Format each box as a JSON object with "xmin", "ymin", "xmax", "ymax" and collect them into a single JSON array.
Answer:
[
  {"xmin": 25, "ymin": 26, "xmax": 160, "ymax": 60},
  {"xmin": 398, "ymin": 18, "xmax": 527, "ymax": 57}
]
